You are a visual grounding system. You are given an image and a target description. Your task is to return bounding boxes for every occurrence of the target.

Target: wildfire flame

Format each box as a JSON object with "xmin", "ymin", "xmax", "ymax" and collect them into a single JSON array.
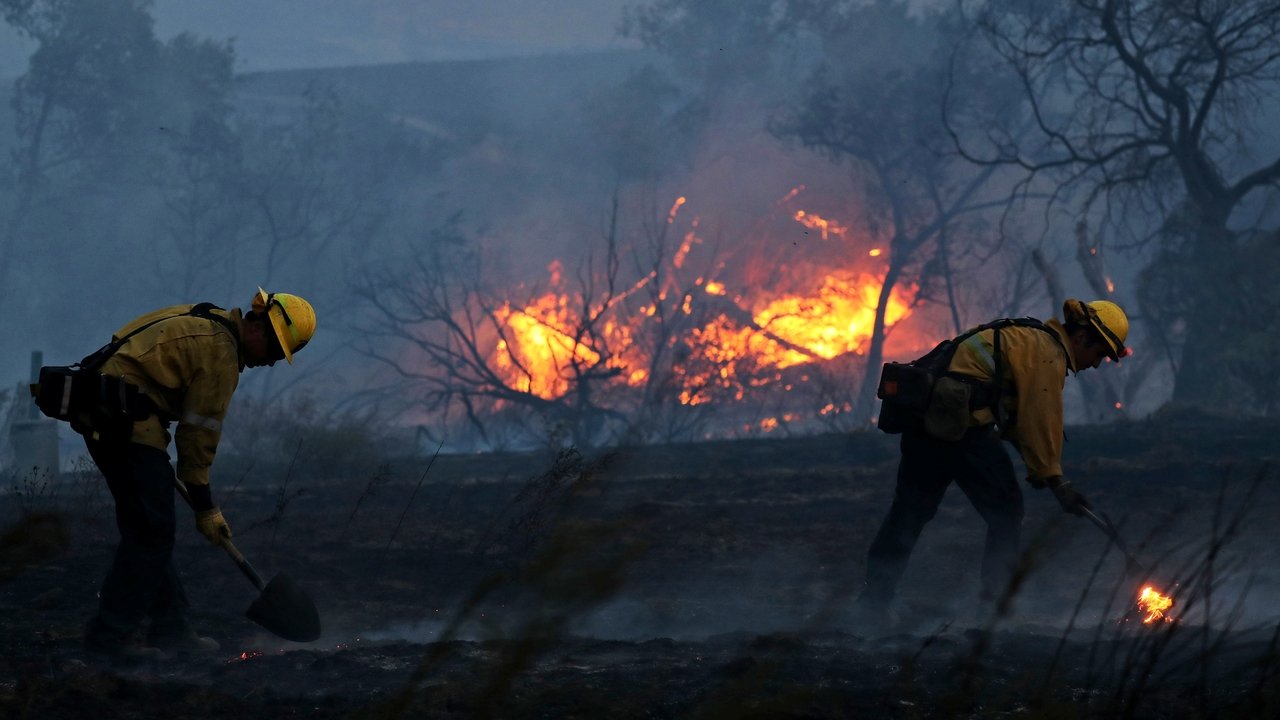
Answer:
[
  {"xmin": 1137, "ymin": 585, "xmax": 1174, "ymax": 624},
  {"xmin": 753, "ymin": 275, "xmax": 911, "ymax": 368},
  {"xmin": 483, "ymin": 196, "xmax": 924, "ymax": 424},
  {"xmin": 493, "ymin": 292, "xmax": 641, "ymax": 400}
]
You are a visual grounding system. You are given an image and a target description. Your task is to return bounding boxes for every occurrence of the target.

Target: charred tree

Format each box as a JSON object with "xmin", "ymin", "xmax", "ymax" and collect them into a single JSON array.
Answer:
[
  {"xmin": 958, "ymin": 0, "xmax": 1280, "ymax": 413},
  {"xmin": 354, "ymin": 200, "xmax": 661, "ymax": 449}
]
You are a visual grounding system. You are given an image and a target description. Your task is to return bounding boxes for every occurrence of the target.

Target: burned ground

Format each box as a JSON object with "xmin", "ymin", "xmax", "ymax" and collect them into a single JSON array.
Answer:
[{"xmin": 2, "ymin": 412, "xmax": 1279, "ymax": 718}]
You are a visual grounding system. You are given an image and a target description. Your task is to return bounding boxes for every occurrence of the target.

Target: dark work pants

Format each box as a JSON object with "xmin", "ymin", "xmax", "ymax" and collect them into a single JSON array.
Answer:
[
  {"xmin": 863, "ymin": 425, "xmax": 1023, "ymax": 607},
  {"xmin": 84, "ymin": 439, "xmax": 191, "ymax": 647}
]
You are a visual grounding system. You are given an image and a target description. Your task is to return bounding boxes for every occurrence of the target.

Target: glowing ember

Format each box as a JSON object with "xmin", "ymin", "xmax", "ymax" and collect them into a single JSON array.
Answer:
[
  {"xmin": 793, "ymin": 210, "xmax": 848, "ymax": 240},
  {"xmin": 228, "ymin": 650, "xmax": 264, "ymax": 663},
  {"xmin": 1137, "ymin": 585, "xmax": 1174, "ymax": 624},
  {"xmin": 667, "ymin": 196, "xmax": 686, "ymax": 224}
]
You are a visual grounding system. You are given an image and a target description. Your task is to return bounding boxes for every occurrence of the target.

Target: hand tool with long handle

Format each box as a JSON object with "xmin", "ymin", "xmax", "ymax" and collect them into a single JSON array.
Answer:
[
  {"xmin": 1081, "ymin": 505, "xmax": 1150, "ymax": 579},
  {"xmin": 174, "ymin": 479, "xmax": 322, "ymax": 642}
]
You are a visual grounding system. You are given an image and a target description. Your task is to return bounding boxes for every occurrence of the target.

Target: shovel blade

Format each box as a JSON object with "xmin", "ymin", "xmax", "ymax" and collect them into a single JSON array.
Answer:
[{"xmin": 245, "ymin": 572, "xmax": 322, "ymax": 642}]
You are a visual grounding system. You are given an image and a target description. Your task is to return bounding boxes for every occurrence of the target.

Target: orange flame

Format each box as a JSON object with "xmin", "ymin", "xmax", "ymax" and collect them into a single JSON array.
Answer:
[
  {"xmin": 483, "ymin": 196, "xmax": 927, "ymax": 417},
  {"xmin": 1137, "ymin": 585, "xmax": 1174, "ymax": 624},
  {"xmin": 753, "ymin": 275, "xmax": 911, "ymax": 368},
  {"xmin": 493, "ymin": 290, "xmax": 642, "ymax": 400}
]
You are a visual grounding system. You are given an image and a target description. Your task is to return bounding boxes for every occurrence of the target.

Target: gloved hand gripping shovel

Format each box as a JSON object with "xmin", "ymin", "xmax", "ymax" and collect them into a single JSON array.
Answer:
[
  {"xmin": 1080, "ymin": 505, "xmax": 1149, "ymax": 579},
  {"xmin": 174, "ymin": 480, "xmax": 322, "ymax": 642}
]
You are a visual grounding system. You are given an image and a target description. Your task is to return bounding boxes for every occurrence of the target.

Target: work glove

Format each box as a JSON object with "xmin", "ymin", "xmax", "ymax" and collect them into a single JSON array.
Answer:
[
  {"xmin": 1046, "ymin": 477, "xmax": 1089, "ymax": 517},
  {"xmin": 195, "ymin": 507, "xmax": 232, "ymax": 546}
]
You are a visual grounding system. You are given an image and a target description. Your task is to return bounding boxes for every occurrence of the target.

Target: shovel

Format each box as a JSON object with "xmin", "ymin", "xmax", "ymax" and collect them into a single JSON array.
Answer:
[
  {"xmin": 174, "ymin": 480, "xmax": 322, "ymax": 642},
  {"xmin": 1080, "ymin": 505, "xmax": 1150, "ymax": 579}
]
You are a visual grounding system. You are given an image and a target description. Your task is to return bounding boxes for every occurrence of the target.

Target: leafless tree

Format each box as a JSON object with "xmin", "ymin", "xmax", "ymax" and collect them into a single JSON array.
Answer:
[
  {"xmin": 354, "ymin": 203, "xmax": 647, "ymax": 449},
  {"xmin": 619, "ymin": 191, "xmax": 719, "ymax": 443},
  {"xmin": 354, "ymin": 185, "xmax": 843, "ymax": 448},
  {"xmin": 957, "ymin": 0, "xmax": 1280, "ymax": 411}
]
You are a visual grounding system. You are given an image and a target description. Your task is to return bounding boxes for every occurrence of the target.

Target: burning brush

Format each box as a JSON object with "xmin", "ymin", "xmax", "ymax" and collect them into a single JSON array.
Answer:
[
  {"xmin": 1136, "ymin": 585, "xmax": 1175, "ymax": 624},
  {"xmin": 1081, "ymin": 506, "xmax": 1177, "ymax": 625}
]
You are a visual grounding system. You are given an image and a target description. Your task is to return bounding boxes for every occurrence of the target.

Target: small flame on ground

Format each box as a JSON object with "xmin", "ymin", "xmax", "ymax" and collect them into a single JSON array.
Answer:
[
  {"xmin": 1137, "ymin": 585, "xmax": 1174, "ymax": 624},
  {"xmin": 228, "ymin": 650, "xmax": 264, "ymax": 663}
]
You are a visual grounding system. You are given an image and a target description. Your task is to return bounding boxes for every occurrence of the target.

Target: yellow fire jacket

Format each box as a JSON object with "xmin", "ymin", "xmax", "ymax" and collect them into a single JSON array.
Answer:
[
  {"xmin": 97, "ymin": 304, "xmax": 243, "ymax": 487},
  {"xmin": 946, "ymin": 319, "xmax": 1079, "ymax": 481}
]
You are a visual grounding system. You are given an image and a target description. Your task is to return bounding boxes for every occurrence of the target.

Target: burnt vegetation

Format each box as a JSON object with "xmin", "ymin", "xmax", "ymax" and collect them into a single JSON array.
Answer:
[{"xmin": 2, "ymin": 416, "xmax": 1280, "ymax": 718}]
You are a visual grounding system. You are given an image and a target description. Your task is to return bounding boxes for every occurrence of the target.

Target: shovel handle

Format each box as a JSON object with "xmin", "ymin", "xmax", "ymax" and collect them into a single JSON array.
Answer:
[
  {"xmin": 172, "ymin": 478, "xmax": 266, "ymax": 591},
  {"xmin": 221, "ymin": 539, "xmax": 266, "ymax": 591},
  {"xmin": 1081, "ymin": 506, "xmax": 1150, "ymax": 577}
]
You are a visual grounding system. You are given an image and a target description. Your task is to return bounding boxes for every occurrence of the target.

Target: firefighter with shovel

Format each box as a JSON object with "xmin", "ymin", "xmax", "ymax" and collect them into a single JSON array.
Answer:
[
  {"xmin": 856, "ymin": 298, "xmax": 1129, "ymax": 625},
  {"xmin": 33, "ymin": 288, "xmax": 319, "ymax": 661}
]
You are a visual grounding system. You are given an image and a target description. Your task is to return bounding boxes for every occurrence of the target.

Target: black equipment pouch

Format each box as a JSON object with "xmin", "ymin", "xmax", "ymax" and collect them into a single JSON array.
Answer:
[
  {"xmin": 32, "ymin": 365, "xmax": 154, "ymax": 442},
  {"xmin": 32, "ymin": 366, "xmax": 80, "ymax": 423},
  {"xmin": 876, "ymin": 361, "xmax": 934, "ymax": 434}
]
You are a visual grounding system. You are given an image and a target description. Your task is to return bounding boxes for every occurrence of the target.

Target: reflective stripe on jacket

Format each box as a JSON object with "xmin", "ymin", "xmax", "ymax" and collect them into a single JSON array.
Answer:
[
  {"xmin": 945, "ymin": 318, "xmax": 1078, "ymax": 480},
  {"xmin": 98, "ymin": 304, "xmax": 244, "ymax": 487}
]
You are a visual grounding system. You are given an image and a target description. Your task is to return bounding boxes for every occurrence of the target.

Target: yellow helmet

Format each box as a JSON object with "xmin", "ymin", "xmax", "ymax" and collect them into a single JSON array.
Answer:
[
  {"xmin": 252, "ymin": 288, "xmax": 316, "ymax": 363},
  {"xmin": 1064, "ymin": 298, "xmax": 1128, "ymax": 360}
]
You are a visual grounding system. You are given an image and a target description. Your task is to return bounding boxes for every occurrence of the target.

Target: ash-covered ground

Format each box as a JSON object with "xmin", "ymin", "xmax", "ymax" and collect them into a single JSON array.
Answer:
[{"xmin": 2, "ymin": 412, "xmax": 1279, "ymax": 718}]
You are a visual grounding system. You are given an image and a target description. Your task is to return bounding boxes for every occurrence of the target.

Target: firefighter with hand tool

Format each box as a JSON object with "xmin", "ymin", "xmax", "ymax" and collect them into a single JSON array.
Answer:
[
  {"xmin": 71, "ymin": 288, "xmax": 315, "ymax": 661},
  {"xmin": 855, "ymin": 298, "xmax": 1128, "ymax": 625}
]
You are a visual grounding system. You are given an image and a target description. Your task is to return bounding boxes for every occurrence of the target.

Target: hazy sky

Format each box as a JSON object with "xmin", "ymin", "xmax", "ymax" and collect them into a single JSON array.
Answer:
[{"xmin": 1, "ymin": 0, "xmax": 638, "ymax": 75}]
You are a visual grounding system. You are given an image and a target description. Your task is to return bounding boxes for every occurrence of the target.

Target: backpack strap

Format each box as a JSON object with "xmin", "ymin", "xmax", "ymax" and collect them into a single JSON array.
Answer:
[
  {"xmin": 80, "ymin": 303, "xmax": 239, "ymax": 371},
  {"xmin": 188, "ymin": 302, "xmax": 241, "ymax": 343},
  {"xmin": 940, "ymin": 317, "xmax": 1066, "ymax": 427}
]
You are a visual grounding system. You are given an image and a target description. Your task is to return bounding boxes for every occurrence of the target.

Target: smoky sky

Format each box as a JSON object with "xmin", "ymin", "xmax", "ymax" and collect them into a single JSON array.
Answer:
[{"xmin": 0, "ymin": 0, "xmax": 638, "ymax": 74}]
